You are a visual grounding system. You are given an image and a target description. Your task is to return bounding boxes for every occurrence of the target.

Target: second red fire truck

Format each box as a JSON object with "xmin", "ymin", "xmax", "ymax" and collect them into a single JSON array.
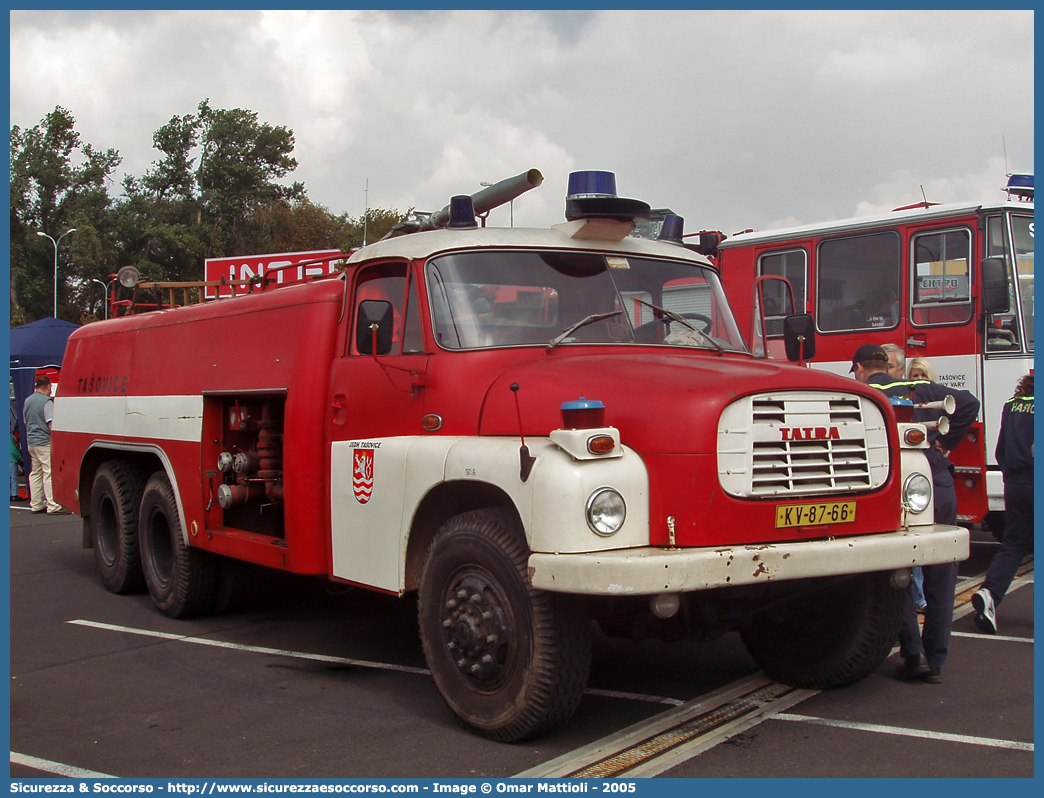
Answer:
[
  {"xmin": 712, "ymin": 175, "xmax": 1034, "ymax": 531},
  {"xmin": 52, "ymin": 170, "xmax": 967, "ymax": 741}
]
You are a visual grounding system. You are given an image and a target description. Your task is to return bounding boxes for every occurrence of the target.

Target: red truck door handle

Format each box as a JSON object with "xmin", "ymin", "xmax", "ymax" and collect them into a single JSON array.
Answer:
[{"xmin": 332, "ymin": 394, "xmax": 347, "ymax": 425}]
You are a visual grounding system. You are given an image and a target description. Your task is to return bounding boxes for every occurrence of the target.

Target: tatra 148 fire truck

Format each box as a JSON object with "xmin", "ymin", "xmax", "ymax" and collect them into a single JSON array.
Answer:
[{"xmin": 52, "ymin": 170, "xmax": 968, "ymax": 742}]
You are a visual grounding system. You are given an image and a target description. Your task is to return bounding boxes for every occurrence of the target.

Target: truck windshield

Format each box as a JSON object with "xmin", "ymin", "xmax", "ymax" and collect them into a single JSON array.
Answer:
[{"xmin": 426, "ymin": 249, "xmax": 748, "ymax": 353}]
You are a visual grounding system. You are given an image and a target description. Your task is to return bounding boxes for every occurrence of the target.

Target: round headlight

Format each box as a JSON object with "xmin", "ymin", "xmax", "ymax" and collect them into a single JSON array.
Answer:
[
  {"xmin": 903, "ymin": 473, "xmax": 932, "ymax": 514},
  {"xmin": 586, "ymin": 488, "xmax": 626, "ymax": 536}
]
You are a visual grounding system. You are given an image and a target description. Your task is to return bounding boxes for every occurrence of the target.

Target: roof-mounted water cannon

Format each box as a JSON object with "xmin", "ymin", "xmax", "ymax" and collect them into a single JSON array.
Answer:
[
  {"xmin": 1005, "ymin": 173, "xmax": 1033, "ymax": 201},
  {"xmin": 386, "ymin": 169, "xmax": 544, "ymax": 238}
]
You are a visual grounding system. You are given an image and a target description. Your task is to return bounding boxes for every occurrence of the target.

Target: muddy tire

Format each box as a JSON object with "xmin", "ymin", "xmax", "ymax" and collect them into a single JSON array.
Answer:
[
  {"xmin": 740, "ymin": 571, "xmax": 905, "ymax": 688},
  {"xmin": 90, "ymin": 461, "xmax": 147, "ymax": 594},
  {"xmin": 418, "ymin": 509, "xmax": 592, "ymax": 742},
  {"xmin": 138, "ymin": 472, "xmax": 217, "ymax": 618}
]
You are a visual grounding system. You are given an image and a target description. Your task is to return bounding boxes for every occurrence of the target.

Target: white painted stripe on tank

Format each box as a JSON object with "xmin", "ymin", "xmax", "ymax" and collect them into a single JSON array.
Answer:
[{"xmin": 53, "ymin": 394, "xmax": 203, "ymax": 442}]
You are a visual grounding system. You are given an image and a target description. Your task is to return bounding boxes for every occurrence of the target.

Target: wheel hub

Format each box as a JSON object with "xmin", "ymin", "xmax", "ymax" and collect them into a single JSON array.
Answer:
[{"xmin": 441, "ymin": 573, "xmax": 511, "ymax": 687}]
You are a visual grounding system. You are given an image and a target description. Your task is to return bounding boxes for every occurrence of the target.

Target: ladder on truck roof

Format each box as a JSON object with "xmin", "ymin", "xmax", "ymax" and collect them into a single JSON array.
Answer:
[{"xmin": 110, "ymin": 253, "xmax": 351, "ymax": 316}]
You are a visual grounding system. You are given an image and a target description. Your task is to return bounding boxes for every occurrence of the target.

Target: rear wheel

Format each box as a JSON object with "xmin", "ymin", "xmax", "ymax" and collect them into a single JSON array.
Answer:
[
  {"xmin": 418, "ymin": 509, "xmax": 592, "ymax": 742},
  {"xmin": 740, "ymin": 571, "xmax": 904, "ymax": 688},
  {"xmin": 89, "ymin": 461, "xmax": 146, "ymax": 594},
  {"xmin": 138, "ymin": 472, "xmax": 217, "ymax": 618}
]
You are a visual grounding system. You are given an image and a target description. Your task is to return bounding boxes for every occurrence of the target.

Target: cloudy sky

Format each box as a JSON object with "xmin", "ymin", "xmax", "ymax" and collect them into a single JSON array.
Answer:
[{"xmin": 9, "ymin": 9, "xmax": 1035, "ymax": 237}]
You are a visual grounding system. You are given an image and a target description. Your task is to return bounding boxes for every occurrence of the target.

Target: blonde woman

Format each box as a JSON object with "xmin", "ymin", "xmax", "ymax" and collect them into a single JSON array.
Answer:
[
  {"xmin": 904, "ymin": 356, "xmax": 937, "ymax": 614},
  {"xmin": 908, "ymin": 357, "xmax": 938, "ymax": 383}
]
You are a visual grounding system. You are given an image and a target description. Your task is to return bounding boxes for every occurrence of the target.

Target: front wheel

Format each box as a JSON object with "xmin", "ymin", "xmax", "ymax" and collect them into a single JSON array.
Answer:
[
  {"xmin": 138, "ymin": 472, "xmax": 217, "ymax": 619},
  {"xmin": 740, "ymin": 571, "xmax": 904, "ymax": 688},
  {"xmin": 418, "ymin": 509, "xmax": 592, "ymax": 742}
]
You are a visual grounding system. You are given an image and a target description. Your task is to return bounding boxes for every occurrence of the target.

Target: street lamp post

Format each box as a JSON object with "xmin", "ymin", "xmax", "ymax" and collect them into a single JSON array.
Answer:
[
  {"xmin": 91, "ymin": 278, "xmax": 113, "ymax": 320},
  {"xmin": 37, "ymin": 228, "xmax": 77, "ymax": 318}
]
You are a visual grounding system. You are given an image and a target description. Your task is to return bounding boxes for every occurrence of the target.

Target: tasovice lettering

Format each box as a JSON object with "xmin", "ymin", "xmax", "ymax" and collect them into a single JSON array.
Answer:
[{"xmin": 78, "ymin": 375, "xmax": 128, "ymax": 394}]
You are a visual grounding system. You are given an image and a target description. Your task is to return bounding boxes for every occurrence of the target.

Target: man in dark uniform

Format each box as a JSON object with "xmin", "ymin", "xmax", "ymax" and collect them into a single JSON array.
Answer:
[
  {"xmin": 850, "ymin": 343, "xmax": 980, "ymax": 684},
  {"xmin": 972, "ymin": 373, "xmax": 1033, "ymax": 634}
]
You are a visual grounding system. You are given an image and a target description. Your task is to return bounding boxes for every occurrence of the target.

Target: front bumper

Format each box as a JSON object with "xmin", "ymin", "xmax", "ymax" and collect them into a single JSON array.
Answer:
[{"xmin": 528, "ymin": 524, "xmax": 968, "ymax": 596}]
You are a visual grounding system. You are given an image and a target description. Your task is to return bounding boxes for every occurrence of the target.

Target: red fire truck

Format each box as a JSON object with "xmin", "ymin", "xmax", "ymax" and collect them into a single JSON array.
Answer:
[
  {"xmin": 52, "ymin": 170, "xmax": 967, "ymax": 742},
  {"xmin": 714, "ymin": 176, "xmax": 1034, "ymax": 530}
]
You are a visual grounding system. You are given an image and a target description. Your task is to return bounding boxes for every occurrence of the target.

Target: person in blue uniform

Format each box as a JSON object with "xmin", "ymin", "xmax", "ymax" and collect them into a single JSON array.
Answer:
[
  {"xmin": 972, "ymin": 373, "xmax": 1033, "ymax": 634},
  {"xmin": 850, "ymin": 344, "xmax": 980, "ymax": 684}
]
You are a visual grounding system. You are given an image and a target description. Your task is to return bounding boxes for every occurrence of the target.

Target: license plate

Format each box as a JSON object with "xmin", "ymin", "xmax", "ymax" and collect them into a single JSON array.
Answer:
[{"xmin": 775, "ymin": 501, "xmax": 856, "ymax": 528}]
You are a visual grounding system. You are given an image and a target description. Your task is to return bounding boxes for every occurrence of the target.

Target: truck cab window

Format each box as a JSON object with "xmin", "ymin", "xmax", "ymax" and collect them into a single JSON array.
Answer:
[
  {"xmin": 985, "ymin": 215, "xmax": 1023, "ymax": 351},
  {"xmin": 426, "ymin": 250, "xmax": 746, "ymax": 352},
  {"xmin": 910, "ymin": 228, "xmax": 972, "ymax": 326},
  {"xmin": 402, "ymin": 275, "xmax": 424, "ymax": 354},
  {"xmin": 1011, "ymin": 214, "xmax": 1034, "ymax": 353},
  {"xmin": 816, "ymin": 231, "xmax": 901, "ymax": 333},
  {"xmin": 757, "ymin": 249, "xmax": 807, "ymax": 337},
  {"xmin": 352, "ymin": 264, "xmax": 407, "ymax": 355}
]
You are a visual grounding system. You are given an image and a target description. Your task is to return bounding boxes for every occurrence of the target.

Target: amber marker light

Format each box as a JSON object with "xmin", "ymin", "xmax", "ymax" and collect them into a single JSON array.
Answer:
[
  {"xmin": 587, "ymin": 435, "xmax": 616, "ymax": 455},
  {"xmin": 422, "ymin": 414, "xmax": 443, "ymax": 432},
  {"xmin": 903, "ymin": 428, "xmax": 926, "ymax": 446}
]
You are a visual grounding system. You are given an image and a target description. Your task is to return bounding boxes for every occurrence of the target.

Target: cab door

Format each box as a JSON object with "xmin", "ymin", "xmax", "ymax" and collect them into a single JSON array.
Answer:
[
  {"xmin": 980, "ymin": 211, "xmax": 1035, "ymax": 509},
  {"xmin": 904, "ymin": 225, "xmax": 977, "ymax": 382},
  {"xmin": 904, "ymin": 223, "xmax": 983, "ymax": 521},
  {"xmin": 328, "ymin": 260, "xmax": 429, "ymax": 589}
]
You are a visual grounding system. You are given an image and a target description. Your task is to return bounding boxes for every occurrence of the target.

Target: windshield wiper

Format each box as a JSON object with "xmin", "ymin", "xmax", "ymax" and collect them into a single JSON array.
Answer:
[
  {"xmin": 632, "ymin": 298, "xmax": 724, "ymax": 354},
  {"xmin": 547, "ymin": 311, "xmax": 623, "ymax": 351}
]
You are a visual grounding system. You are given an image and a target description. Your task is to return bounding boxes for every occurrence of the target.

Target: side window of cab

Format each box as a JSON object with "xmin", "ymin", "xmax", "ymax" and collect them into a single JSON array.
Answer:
[
  {"xmin": 816, "ymin": 232, "xmax": 901, "ymax": 333},
  {"xmin": 910, "ymin": 228, "xmax": 973, "ymax": 326},
  {"xmin": 350, "ymin": 263, "xmax": 424, "ymax": 355}
]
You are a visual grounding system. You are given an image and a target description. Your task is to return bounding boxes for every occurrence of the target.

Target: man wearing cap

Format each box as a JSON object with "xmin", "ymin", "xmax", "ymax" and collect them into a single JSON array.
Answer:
[{"xmin": 851, "ymin": 343, "xmax": 979, "ymax": 684}]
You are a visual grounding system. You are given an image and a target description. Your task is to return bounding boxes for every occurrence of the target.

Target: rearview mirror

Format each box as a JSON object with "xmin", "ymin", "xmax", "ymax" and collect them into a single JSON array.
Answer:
[
  {"xmin": 980, "ymin": 257, "xmax": 1010, "ymax": 314},
  {"xmin": 783, "ymin": 314, "xmax": 816, "ymax": 362},
  {"xmin": 356, "ymin": 300, "xmax": 394, "ymax": 355}
]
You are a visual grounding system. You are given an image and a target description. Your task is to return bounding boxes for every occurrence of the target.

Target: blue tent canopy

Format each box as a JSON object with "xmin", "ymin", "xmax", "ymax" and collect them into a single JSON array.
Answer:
[{"xmin": 9, "ymin": 317, "xmax": 80, "ymax": 465}]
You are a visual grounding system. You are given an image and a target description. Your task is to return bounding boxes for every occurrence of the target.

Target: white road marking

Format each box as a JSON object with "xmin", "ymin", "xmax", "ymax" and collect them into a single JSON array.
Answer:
[
  {"xmin": 67, "ymin": 620, "xmax": 681, "ymax": 706},
  {"xmin": 585, "ymin": 688, "xmax": 685, "ymax": 706},
  {"xmin": 68, "ymin": 619, "xmax": 431, "ymax": 675},
  {"xmin": 951, "ymin": 630, "xmax": 1032, "ymax": 643},
  {"xmin": 774, "ymin": 713, "xmax": 1033, "ymax": 751},
  {"xmin": 10, "ymin": 751, "xmax": 116, "ymax": 778}
]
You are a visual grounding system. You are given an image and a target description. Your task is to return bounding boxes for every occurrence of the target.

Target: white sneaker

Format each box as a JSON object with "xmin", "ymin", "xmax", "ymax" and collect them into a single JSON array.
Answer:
[{"xmin": 972, "ymin": 588, "xmax": 997, "ymax": 634}]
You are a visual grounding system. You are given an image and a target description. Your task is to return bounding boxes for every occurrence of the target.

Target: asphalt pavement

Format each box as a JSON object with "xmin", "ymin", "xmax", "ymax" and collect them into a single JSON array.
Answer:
[{"xmin": 8, "ymin": 504, "xmax": 1033, "ymax": 779}]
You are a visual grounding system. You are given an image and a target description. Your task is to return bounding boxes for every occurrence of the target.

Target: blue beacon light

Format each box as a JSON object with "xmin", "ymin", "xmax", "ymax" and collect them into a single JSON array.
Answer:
[
  {"xmin": 564, "ymin": 171, "xmax": 651, "ymax": 222},
  {"xmin": 1005, "ymin": 174, "xmax": 1034, "ymax": 201},
  {"xmin": 567, "ymin": 170, "xmax": 619, "ymax": 199},
  {"xmin": 657, "ymin": 214, "xmax": 685, "ymax": 244},
  {"xmin": 447, "ymin": 195, "xmax": 478, "ymax": 228}
]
